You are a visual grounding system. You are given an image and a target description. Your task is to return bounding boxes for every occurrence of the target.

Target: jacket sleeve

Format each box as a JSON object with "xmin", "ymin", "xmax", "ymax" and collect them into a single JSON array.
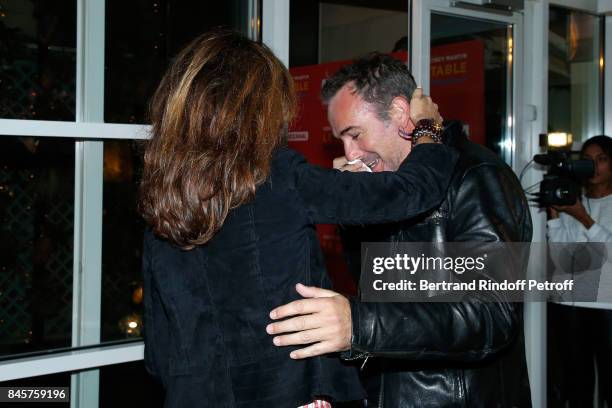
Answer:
[
  {"xmin": 547, "ymin": 217, "xmax": 580, "ymax": 242},
  {"xmin": 585, "ymin": 223, "xmax": 612, "ymax": 242},
  {"xmin": 446, "ymin": 163, "xmax": 532, "ymax": 243},
  {"xmin": 348, "ymin": 297, "xmax": 519, "ymax": 361},
  {"xmin": 142, "ymin": 233, "xmax": 169, "ymax": 384},
  {"xmin": 283, "ymin": 143, "xmax": 458, "ymax": 225},
  {"xmin": 348, "ymin": 164, "xmax": 531, "ymax": 361},
  {"xmin": 547, "ymin": 202, "xmax": 612, "ymax": 243}
]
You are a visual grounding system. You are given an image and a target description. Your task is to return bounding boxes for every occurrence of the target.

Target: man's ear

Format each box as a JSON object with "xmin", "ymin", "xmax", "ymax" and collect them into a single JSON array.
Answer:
[{"xmin": 389, "ymin": 96, "xmax": 411, "ymax": 128}]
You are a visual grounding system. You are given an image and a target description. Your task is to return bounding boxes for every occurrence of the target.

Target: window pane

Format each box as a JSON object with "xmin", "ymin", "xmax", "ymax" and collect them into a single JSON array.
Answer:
[
  {"xmin": 548, "ymin": 7, "xmax": 603, "ymax": 142},
  {"xmin": 104, "ymin": 0, "xmax": 251, "ymax": 124},
  {"xmin": 0, "ymin": 0, "xmax": 76, "ymax": 120},
  {"xmin": 0, "ymin": 137, "xmax": 74, "ymax": 357},
  {"xmin": 101, "ymin": 141, "xmax": 145, "ymax": 342}
]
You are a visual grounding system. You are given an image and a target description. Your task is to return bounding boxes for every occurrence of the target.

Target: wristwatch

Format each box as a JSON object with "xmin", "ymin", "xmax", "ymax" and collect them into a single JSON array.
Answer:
[{"xmin": 412, "ymin": 119, "xmax": 443, "ymax": 145}]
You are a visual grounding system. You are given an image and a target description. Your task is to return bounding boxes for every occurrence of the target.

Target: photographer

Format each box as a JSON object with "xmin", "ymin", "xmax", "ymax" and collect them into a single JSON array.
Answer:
[
  {"xmin": 548, "ymin": 135, "xmax": 612, "ymax": 242},
  {"xmin": 547, "ymin": 135, "xmax": 612, "ymax": 407}
]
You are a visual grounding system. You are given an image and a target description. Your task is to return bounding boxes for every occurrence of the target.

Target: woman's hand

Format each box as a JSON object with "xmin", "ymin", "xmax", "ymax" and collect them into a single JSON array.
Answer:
[
  {"xmin": 552, "ymin": 199, "xmax": 595, "ymax": 229},
  {"xmin": 409, "ymin": 88, "xmax": 443, "ymax": 124},
  {"xmin": 332, "ymin": 156, "xmax": 371, "ymax": 172}
]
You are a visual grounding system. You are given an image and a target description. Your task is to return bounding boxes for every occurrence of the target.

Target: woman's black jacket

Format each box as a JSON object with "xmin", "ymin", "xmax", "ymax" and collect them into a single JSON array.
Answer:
[{"xmin": 142, "ymin": 144, "xmax": 457, "ymax": 407}]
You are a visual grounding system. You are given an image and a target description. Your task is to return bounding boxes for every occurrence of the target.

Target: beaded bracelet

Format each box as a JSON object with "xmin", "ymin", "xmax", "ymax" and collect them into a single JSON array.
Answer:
[{"xmin": 412, "ymin": 119, "xmax": 443, "ymax": 145}]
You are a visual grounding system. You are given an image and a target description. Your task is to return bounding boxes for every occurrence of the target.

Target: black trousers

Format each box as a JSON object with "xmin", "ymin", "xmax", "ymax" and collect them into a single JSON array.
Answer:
[{"xmin": 548, "ymin": 303, "xmax": 612, "ymax": 407}]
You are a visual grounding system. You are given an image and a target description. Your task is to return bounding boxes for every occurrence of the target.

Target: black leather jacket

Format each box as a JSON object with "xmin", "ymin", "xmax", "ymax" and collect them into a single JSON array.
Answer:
[{"xmin": 341, "ymin": 122, "xmax": 533, "ymax": 408}]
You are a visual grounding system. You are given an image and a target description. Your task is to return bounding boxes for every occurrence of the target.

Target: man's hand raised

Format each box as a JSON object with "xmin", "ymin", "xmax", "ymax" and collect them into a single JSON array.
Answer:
[{"xmin": 266, "ymin": 283, "xmax": 352, "ymax": 359}]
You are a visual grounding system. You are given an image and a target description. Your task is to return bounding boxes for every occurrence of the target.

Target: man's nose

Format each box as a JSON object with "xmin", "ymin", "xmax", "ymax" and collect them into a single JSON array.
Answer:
[{"xmin": 343, "ymin": 141, "xmax": 362, "ymax": 161}]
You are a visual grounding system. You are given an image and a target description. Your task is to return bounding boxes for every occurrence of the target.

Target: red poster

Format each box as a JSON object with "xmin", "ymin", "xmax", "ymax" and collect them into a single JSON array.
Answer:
[
  {"xmin": 430, "ymin": 40, "xmax": 485, "ymax": 145},
  {"xmin": 288, "ymin": 51, "xmax": 408, "ymax": 166},
  {"xmin": 289, "ymin": 60, "xmax": 356, "ymax": 294},
  {"xmin": 288, "ymin": 53, "xmax": 407, "ymax": 295},
  {"xmin": 288, "ymin": 61, "xmax": 347, "ymax": 166}
]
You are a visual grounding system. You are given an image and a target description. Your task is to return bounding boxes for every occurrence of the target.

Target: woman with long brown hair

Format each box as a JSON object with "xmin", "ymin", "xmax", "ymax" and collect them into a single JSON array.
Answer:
[{"xmin": 139, "ymin": 29, "xmax": 455, "ymax": 407}]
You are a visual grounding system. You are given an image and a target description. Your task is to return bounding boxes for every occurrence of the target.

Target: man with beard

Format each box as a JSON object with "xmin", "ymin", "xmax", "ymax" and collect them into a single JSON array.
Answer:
[{"xmin": 267, "ymin": 53, "xmax": 533, "ymax": 407}]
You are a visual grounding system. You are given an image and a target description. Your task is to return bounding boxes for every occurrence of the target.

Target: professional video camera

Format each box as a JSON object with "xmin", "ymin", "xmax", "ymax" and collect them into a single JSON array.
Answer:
[{"xmin": 530, "ymin": 133, "xmax": 594, "ymax": 207}]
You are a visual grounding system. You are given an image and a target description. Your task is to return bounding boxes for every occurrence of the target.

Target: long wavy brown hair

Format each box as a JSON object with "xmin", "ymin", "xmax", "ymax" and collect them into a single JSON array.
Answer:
[{"xmin": 139, "ymin": 30, "xmax": 296, "ymax": 249}]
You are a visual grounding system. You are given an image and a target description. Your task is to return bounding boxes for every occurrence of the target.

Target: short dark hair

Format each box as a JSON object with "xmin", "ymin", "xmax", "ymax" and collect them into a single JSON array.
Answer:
[
  {"xmin": 581, "ymin": 135, "xmax": 612, "ymax": 160},
  {"xmin": 321, "ymin": 52, "xmax": 417, "ymax": 121}
]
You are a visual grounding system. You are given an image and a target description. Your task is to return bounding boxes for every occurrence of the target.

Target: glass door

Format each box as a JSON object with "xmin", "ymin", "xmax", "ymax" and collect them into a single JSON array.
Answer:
[
  {"xmin": 410, "ymin": 2, "xmax": 544, "ymax": 406},
  {"xmin": 411, "ymin": 0, "xmax": 521, "ymax": 167}
]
